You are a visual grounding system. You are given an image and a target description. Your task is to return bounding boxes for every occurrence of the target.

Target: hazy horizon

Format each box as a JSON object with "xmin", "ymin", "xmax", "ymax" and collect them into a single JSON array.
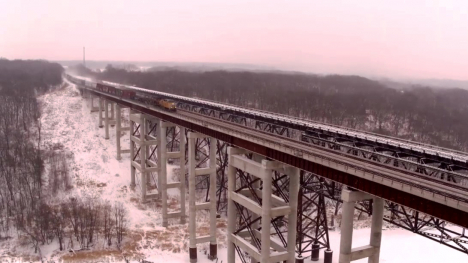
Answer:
[{"xmin": 1, "ymin": 1, "xmax": 467, "ymax": 80}]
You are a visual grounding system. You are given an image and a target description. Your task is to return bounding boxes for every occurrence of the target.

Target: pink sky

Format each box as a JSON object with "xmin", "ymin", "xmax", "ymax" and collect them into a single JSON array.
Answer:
[{"xmin": 1, "ymin": 0, "xmax": 467, "ymax": 80}]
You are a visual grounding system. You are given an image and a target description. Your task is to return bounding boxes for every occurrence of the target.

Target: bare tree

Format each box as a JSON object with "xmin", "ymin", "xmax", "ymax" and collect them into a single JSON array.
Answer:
[{"xmin": 114, "ymin": 202, "xmax": 127, "ymax": 248}]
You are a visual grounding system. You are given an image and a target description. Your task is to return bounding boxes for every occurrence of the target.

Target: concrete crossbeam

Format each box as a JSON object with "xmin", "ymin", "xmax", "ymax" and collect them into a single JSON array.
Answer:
[
  {"xmin": 160, "ymin": 123, "xmax": 186, "ymax": 227},
  {"xmin": 188, "ymin": 133, "xmax": 217, "ymax": 262},
  {"xmin": 339, "ymin": 189, "xmax": 384, "ymax": 263},
  {"xmin": 226, "ymin": 148, "xmax": 299, "ymax": 263}
]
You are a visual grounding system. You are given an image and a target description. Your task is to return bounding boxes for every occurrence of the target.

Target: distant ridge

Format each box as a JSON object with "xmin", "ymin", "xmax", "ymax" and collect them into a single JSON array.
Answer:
[{"xmin": 57, "ymin": 60, "xmax": 276, "ymax": 73}]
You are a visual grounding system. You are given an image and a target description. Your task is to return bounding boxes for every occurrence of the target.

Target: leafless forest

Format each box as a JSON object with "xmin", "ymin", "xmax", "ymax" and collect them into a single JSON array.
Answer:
[
  {"xmin": 1, "ymin": 58, "xmax": 468, "ymax": 255},
  {"xmin": 74, "ymin": 64, "xmax": 468, "ymax": 151},
  {"xmin": 0, "ymin": 59, "xmax": 128, "ymax": 254}
]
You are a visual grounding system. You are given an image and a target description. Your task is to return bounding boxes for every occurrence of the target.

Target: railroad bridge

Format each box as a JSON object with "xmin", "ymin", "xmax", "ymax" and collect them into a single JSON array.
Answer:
[{"xmin": 68, "ymin": 75, "xmax": 468, "ymax": 263}]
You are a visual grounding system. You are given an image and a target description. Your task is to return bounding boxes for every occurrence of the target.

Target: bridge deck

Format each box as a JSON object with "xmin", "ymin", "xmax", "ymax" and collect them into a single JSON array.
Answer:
[{"xmin": 73, "ymin": 82, "xmax": 468, "ymax": 229}]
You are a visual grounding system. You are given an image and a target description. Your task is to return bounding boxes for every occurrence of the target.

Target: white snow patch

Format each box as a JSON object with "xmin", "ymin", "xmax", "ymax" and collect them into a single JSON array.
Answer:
[{"xmin": 2, "ymin": 82, "xmax": 465, "ymax": 263}]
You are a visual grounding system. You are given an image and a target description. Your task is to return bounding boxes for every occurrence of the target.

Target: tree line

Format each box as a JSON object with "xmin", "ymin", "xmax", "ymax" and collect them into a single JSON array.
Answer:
[
  {"xmin": 0, "ymin": 59, "xmax": 128, "ymax": 254},
  {"xmin": 72, "ymin": 64, "xmax": 468, "ymax": 151},
  {"xmin": 0, "ymin": 58, "xmax": 63, "ymax": 96},
  {"xmin": 19, "ymin": 197, "xmax": 128, "ymax": 253}
]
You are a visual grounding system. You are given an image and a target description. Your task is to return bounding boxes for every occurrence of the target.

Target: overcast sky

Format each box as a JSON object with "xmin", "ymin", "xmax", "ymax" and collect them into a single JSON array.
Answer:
[{"xmin": 1, "ymin": 0, "xmax": 467, "ymax": 80}]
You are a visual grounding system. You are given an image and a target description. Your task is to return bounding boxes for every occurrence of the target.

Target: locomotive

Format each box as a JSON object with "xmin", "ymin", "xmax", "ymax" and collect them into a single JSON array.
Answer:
[{"xmin": 66, "ymin": 74, "xmax": 177, "ymax": 112}]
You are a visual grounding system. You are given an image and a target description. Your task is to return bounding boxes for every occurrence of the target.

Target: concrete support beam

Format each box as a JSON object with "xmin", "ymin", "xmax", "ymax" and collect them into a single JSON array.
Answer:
[
  {"xmin": 227, "ymin": 147, "xmax": 298, "ymax": 263},
  {"xmin": 179, "ymin": 127, "xmax": 187, "ymax": 224},
  {"xmin": 369, "ymin": 198, "xmax": 384, "ymax": 263},
  {"xmin": 260, "ymin": 159, "xmax": 273, "ymax": 263},
  {"xmin": 209, "ymin": 138, "xmax": 218, "ymax": 260},
  {"xmin": 145, "ymin": 120, "xmax": 151, "ymax": 186},
  {"xmin": 339, "ymin": 195, "xmax": 355, "ymax": 263},
  {"xmin": 98, "ymin": 97, "xmax": 103, "ymax": 128},
  {"xmin": 130, "ymin": 109, "xmax": 136, "ymax": 188},
  {"xmin": 158, "ymin": 122, "xmax": 186, "ymax": 226},
  {"xmin": 104, "ymin": 100, "xmax": 110, "ymax": 140},
  {"xmin": 116, "ymin": 104, "xmax": 122, "ymax": 160},
  {"xmin": 110, "ymin": 102, "xmax": 115, "ymax": 126},
  {"xmin": 90, "ymin": 96, "xmax": 99, "ymax": 112},
  {"xmin": 160, "ymin": 120, "xmax": 168, "ymax": 227},
  {"xmin": 286, "ymin": 167, "xmax": 300, "ymax": 263},
  {"xmin": 227, "ymin": 147, "xmax": 242, "ymax": 263},
  {"xmin": 339, "ymin": 189, "xmax": 384, "ymax": 263},
  {"xmin": 188, "ymin": 133, "xmax": 197, "ymax": 263},
  {"xmin": 139, "ymin": 114, "xmax": 147, "ymax": 202},
  {"xmin": 188, "ymin": 132, "xmax": 218, "ymax": 262},
  {"xmin": 251, "ymin": 165, "xmax": 261, "ymax": 263},
  {"xmin": 156, "ymin": 119, "xmax": 162, "ymax": 192}
]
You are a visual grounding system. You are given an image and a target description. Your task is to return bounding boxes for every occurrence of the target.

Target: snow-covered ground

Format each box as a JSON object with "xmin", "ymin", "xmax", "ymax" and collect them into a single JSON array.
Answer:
[
  {"xmin": 27, "ymin": 82, "xmax": 226, "ymax": 262},
  {"xmin": 1, "ymin": 82, "xmax": 466, "ymax": 262}
]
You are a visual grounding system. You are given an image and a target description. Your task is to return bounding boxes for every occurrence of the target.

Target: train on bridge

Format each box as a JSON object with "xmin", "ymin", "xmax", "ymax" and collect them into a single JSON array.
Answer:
[
  {"xmin": 66, "ymin": 74, "xmax": 177, "ymax": 111},
  {"xmin": 64, "ymin": 72, "xmax": 468, "ymax": 259}
]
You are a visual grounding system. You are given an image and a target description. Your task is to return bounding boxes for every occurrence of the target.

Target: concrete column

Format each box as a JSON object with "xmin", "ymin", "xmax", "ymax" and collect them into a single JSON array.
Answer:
[
  {"xmin": 130, "ymin": 114, "xmax": 136, "ymax": 188},
  {"xmin": 369, "ymin": 198, "xmax": 384, "ymax": 263},
  {"xmin": 110, "ymin": 102, "xmax": 115, "ymax": 126},
  {"xmin": 146, "ymin": 120, "xmax": 151, "ymax": 185},
  {"xmin": 140, "ymin": 114, "xmax": 147, "ymax": 202},
  {"xmin": 89, "ymin": 96, "xmax": 94, "ymax": 113},
  {"xmin": 260, "ymin": 160, "xmax": 273, "ymax": 262},
  {"xmin": 90, "ymin": 96, "xmax": 99, "ymax": 112},
  {"xmin": 339, "ymin": 198, "xmax": 355, "ymax": 263},
  {"xmin": 187, "ymin": 133, "xmax": 219, "ymax": 262},
  {"xmin": 180, "ymin": 127, "xmax": 187, "ymax": 224},
  {"xmin": 339, "ymin": 189, "xmax": 380, "ymax": 263},
  {"xmin": 249, "ymin": 154, "xmax": 263, "ymax": 263},
  {"xmin": 188, "ymin": 133, "xmax": 197, "ymax": 263},
  {"xmin": 160, "ymin": 120, "xmax": 168, "ymax": 227},
  {"xmin": 209, "ymin": 138, "xmax": 218, "ymax": 259},
  {"xmin": 116, "ymin": 104, "xmax": 122, "ymax": 160},
  {"xmin": 227, "ymin": 147, "xmax": 238, "ymax": 263},
  {"xmin": 104, "ymin": 100, "xmax": 109, "ymax": 139},
  {"xmin": 98, "ymin": 98, "xmax": 103, "ymax": 128},
  {"xmin": 287, "ymin": 167, "xmax": 300, "ymax": 263},
  {"xmin": 156, "ymin": 120, "xmax": 162, "ymax": 193}
]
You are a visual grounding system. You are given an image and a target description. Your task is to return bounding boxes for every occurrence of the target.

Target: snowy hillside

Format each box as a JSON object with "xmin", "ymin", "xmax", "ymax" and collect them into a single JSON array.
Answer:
[{"xmin": 1, "ymin": 82, "xmax": 466, "ymax": 262}]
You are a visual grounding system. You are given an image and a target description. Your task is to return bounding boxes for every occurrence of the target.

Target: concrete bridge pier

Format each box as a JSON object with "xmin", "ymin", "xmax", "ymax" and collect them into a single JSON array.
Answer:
[
  {"xmin": 129, "ymin": 113, "xmax": 159, "ymax": 202},
  {"xmin": 110, "ymin": 102, "xmax": 115, "ymax": 127},
  {"xmin": 226, "ymin": 147, "xmax": 299, "ymax": 263},
  {"xmin": 98, "ymin": 97, "xmax": 104, "ymax": 128},
  {"xmin": 339, "ymin": 188, "xmax": 384, "ymax": 263},
  {"xmin": 137, "ymin": 113, "xmax": 147, "ymax": 201},
  {"xmin": 104, "ymin": 100, "xmax": 109, "ymax": 139},
  {"xmin": 89, "ymin": 94, "xmax": 99, "ymax": 113},
  {"xmin": 129, "ymin": 109, "xmax": 137, "ymax": 189},
  {"xmin": 103, "ymin": 101, "xmax": 117, "ymax": 139},
  {"xmin": 250, "ymin": 153, "xmax": 263, "ymax": 263},
  {"xmin": 115, "ymin": 104, "xmax": 131, "ymax": 160},
  {"xmin": 188, "ymin": 132, "xmax": 218, "ymax": 262},
  {"xmin": 159, "ymin": 121, "xmax": 187, "ymax": 226}
]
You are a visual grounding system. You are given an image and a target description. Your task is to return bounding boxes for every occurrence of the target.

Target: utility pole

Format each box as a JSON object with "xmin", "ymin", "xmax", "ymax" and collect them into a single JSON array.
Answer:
[{"xmin": 83, "ymin": 47, "xmax": 86, "ymax": 68}]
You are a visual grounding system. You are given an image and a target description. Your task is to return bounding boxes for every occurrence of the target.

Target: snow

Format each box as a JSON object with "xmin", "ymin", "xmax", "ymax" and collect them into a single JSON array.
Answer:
[
  {"xmin": 325, "ymin": 228, "xmax": 468, "ymax": 263},
  {"xmin": 1, "ymin": 82, "xmax": 466, "ymax": 262},
  {"xmin": 29, "ymin": 82, "xmax": 229, "ymax": 262}
]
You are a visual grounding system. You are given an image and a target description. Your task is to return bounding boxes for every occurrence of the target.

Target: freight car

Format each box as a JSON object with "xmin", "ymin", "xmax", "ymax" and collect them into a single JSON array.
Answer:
[
  {"xmin": 115, "ymin": 87, "xmax": 136, "ymax": 100},
  {"xmin": 65, "ymin": 74, "xmax": 177, "ymax": 112},
  {"xmin": 96, "ymin": 83, "xmax": 115, "ymax": 94}
]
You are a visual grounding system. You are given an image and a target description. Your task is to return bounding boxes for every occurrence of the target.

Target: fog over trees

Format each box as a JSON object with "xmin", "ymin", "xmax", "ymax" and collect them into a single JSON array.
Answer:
[
  {"xmin": 0, "ymin": 58, "xmax": 63, "ymax": 96},
  {"xmin": 73, "ymin": 64, "xmax": 468, "ymax": 151},
  {"xmin": 0, "ymin": 58, "xmax": 467, "ymax": 256}
]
